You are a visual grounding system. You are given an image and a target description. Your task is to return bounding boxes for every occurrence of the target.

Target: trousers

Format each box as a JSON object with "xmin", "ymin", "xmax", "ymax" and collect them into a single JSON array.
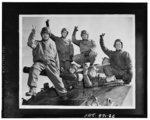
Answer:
[
  {"xmin": 103, "ymin": 65, "xmax": 132, "ymax": 84},
  {"xmin": 27, "ymin": 62, "xmax": 67, "ymax": 96},
  {"xmin": 73, "ymin": 51, "xmax": 97, "ymax": 66},
  {"xmin": 60, "ymin": 60, "xmax": 71, "ymax": 73}
]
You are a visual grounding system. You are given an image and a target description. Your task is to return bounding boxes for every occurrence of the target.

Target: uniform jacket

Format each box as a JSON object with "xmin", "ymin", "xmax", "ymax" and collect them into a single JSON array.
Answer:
[
  {"xmin": 27, "ymin": 30, "xmax": 60, "ymax": 68},
  {"xmin": 100, "ymin": 37, "xmax": 132, "ymax": 72},
  {"xmin": 50, "ymin": 33, "xmax": 74, "ymax": 61},
  {"xmin": 72, "ymin": 37, "xmax": 96, "ymax": 53}
]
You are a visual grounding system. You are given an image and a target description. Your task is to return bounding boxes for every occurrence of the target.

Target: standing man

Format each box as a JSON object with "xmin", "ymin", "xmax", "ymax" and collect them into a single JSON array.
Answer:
[
  {"xmin": 26, "ymin": 25, "xmax": 67, "ymax": 97},
  {"xmin": 46, "ymin": 19, "xmax": 74, "ymax": 73},
  {"xmin": 99, "ymin": 33, "xmax": 133, "ymax": 84},
  {"xmin": 72, "ymin": 26, "xmax": 97, "ymax": 67}
]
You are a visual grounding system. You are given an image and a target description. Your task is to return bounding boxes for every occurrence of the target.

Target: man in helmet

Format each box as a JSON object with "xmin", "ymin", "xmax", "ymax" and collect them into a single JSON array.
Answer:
[
  {"xmin": 26, "ymin": 25, "xmax": 67, "ymax": 97},
  {"xmin": 45, "ymin": 19, "xmax": 74, "ymax": 73},
  {"xmin": 99, "ymin": 33, "xmax": 133, "ymax": 84},
  {"xmin": 72, "ymin": 26, "xmax": 97, "ymax": 67}
]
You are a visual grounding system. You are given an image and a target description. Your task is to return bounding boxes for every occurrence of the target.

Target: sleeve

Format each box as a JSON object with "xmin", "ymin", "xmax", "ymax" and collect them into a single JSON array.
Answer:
[
  {"xmin": 27, "ymin": 30, "xmax": 38, "ymax": 49},
  {"xmin": 45, "ymin": 22, "xmax": 58, "ymax": 42},
  {"xmin": 90, "ymin": 40, "xmax": 97, "ymax": 52},
  {"xmin": 72, "ymin": 31, "xmax": 81, "ymax": 46},
  {"xmin": 124, "ymin": 52, "xmax": 132, "ymax": 71},
  {"xmin": 100, "ymin": 36, "xmax": 113, "ymax": 56},
  {"xmin": 69, "ymin": 40, "xmax": 74, "ymax": 61},
  {"xmin": 50, "ymin": 33, "xmax": 59, "ymax": 42}
]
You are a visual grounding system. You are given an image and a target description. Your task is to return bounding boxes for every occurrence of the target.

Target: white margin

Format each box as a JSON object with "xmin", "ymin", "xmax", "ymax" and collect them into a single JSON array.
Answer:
[{"xmin": 19, "ymin": 15, "xmax": 23, "ymax": 109}]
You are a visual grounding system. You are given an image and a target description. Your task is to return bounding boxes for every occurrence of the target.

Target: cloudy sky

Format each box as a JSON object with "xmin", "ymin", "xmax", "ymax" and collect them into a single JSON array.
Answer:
[{"xmin": 19, "ymin": 15, "xmax": 135, "ymax": 100}]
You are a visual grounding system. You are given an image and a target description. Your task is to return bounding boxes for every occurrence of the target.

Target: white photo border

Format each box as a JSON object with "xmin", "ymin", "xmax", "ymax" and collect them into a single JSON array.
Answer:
[{"xmin": 19, "ymin": 14, "xmax": 136, "ymax": 109}]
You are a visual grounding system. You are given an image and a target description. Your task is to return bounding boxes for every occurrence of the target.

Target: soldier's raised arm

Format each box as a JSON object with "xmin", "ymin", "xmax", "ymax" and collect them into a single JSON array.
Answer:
[
  {"xmin": 99, "ymin": 33, "xmax": 113, "ymax": 56},
  {"xmin": 45, "ymin": 19, "xmax": 59, "ymax": 41},
  {"xmin": 69, "ymin": 40, "xmax": 74, "ymax": 61},
  {"xmin": 27, "ymin": 25, "xmax": 38, "ymax": 49},
  {"xmin": 72, "ymin": 26, "xmax": 80, "ymax": 46}
]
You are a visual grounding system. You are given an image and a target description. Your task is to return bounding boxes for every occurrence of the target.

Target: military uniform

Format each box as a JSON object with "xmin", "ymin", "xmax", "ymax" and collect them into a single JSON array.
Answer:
[
  {"xmin": 83, "ymin": 65, "xmax": 106, "ymax": 87},
  {"xmin": 72, "ymin": 35, "xmax": 97, "ymax": 66},
  {"xmin": 100, "ymin": 36, "xmax": 133, "ymax": 84},
  {"xmin": 50, "ymin": 33, "xmax": 74, "ymax": 73},
  {"xmin": 27, "ymin": 28, "xmax": 67, "ymax": 96}
]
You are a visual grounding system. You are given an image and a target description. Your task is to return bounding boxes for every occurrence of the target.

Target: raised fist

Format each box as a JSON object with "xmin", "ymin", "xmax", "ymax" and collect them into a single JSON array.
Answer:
[
  {"xmin": 74, "ymin": 26, "xmax": 78, "ymax": 32},
  {"xmin": 31, "ymin": 25, "xmax": 36, "ymax": 33},
  {"xmin": 100, "ymin": 33, "xmax": 105, "ymax": 38},
  {"xmin": 46, "ymin": 19, "xmax": 50, "ymax": 27}
]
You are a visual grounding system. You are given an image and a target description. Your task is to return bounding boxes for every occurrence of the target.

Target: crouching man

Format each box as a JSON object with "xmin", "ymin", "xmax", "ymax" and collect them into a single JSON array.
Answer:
[
  {"xmin": 72, "ymin": 26, "xmax": 97, "ymax": 67},
  {"xmin": 99, "ymin": 33, "xmax": 133, "ymax": 84},
  {"xmin": 26, "ymin": 25, "xmax": 67, "ymax": 98}
]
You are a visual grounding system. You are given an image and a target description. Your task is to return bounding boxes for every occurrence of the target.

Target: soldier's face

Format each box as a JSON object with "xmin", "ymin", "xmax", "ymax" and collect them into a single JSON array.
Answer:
[
  {"xmin": 115, "ymin": 41, "xmax": 122, "ymax": 50},
  {"xmin": 42, "ymin": 33, "xmax": 49, "ymax": 40},
  {"xmin": 61, "ymin": 31, "xmax": 68, "ymax": 38},
  {"xmin": 81, "ymin": 34, "xmax": 88, "ymax": 40}
]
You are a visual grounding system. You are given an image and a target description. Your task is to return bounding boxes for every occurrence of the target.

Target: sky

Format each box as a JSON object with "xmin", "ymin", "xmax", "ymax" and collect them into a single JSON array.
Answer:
[{"xmin": 19, "ymin": 15, "xmax": 135, "ymax": 102}]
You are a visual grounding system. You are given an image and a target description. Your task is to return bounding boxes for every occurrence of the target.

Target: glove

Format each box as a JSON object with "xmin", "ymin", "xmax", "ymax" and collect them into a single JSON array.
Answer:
[
  {"xmin": 74, "ymin": 26, "xmax": 78, "ymax": 32},
  {"xmin": 100, "ymin": 33, "xmax": 105, "ymax": 38},
  {"xmin": 46, "ymin": 19, "xmax": 50, "ymax": 27}
]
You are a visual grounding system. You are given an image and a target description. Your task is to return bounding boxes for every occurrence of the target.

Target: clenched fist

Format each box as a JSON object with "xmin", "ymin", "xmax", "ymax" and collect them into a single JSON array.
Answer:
[
  {"xmin": 31, "ymin": 25, "xmax": 36, "ymax": 33},
  {"xmin": 100, "ymin": 33, "xmax": 105, "ymax": 38},
  {"xmin": 74, "ymin": 26, "xmax": 78, "ymax": 32},
  {"xmin": 46, "ymin": 19, "xmax": 50, "ymax": 27}
]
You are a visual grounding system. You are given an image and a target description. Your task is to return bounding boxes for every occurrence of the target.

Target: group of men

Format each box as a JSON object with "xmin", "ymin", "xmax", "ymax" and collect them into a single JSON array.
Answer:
[{"xmin": 25, "ymin": 19, "xmax": 133, "ymax": 99}]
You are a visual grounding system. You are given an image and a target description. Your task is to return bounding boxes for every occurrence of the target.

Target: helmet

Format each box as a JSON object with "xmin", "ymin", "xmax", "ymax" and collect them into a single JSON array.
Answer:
[
  {"xmin": 113, "ymin": 39, "xmax": 123, "ymax": 48},
  {"xmin": 40, "ymin": 27, "xmax": 50, "ymax": 36},
  {"xmin": 61, "ymin": 28, "xmax": 68, "ymax": 34},
  {"xmin": 81, "ymin": 30, "xmax": 89, "ymax": 37}
]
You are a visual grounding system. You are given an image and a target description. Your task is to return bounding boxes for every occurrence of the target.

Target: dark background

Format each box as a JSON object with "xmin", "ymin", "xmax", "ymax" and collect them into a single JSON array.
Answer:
[{"xmin": 2, "ymin": 3, "xmax": 147, "ymax": 118}]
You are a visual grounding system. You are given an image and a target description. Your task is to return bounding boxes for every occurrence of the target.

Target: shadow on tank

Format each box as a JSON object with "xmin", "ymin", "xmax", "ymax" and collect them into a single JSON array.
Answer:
[
  {"xmin": 22, "ymin": 66, "xmax": 131, "ymax": 106},
  {"xmin": 22, "ymin": 82, "xmax": 85, "ymax": 105}
]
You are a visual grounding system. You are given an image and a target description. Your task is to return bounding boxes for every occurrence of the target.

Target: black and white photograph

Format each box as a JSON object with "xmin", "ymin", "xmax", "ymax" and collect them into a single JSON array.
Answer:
[
  {"xmin": 20, "ymin": 15, "xmax": 135, "ymax": 109},
  {"xmin": 2, "ymin": 3, "xmax": 147, "ymax": 118}
]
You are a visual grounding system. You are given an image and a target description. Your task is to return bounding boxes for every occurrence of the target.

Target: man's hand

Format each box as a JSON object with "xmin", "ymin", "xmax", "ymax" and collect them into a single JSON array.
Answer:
[
  {"xmin": 100, "ymin": 33, "xmax": 105, "ymax": 38},
  {"xmin": 60, "ymin": 67, "xmax": 64, "ymax": 73},
  {"xmin": 31, "ymin": 25, "xmax": 36, "ymax": 34},
  {"xmin": 46, "ymin": 19, "xmax": 50, "ymax": 27},
  {"xmin": 74, "ymin": 26, "xmax": 78, "ymax": 32},
  {"xmin": 45, "ymin": 19, "xmax": 51, "ymax": 35}
]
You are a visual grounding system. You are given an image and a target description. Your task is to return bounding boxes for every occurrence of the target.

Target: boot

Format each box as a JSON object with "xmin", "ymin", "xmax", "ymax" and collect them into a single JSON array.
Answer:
[{"xmin": 26, "ymin": 87, "xmax": 36, "ymax": 96}]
